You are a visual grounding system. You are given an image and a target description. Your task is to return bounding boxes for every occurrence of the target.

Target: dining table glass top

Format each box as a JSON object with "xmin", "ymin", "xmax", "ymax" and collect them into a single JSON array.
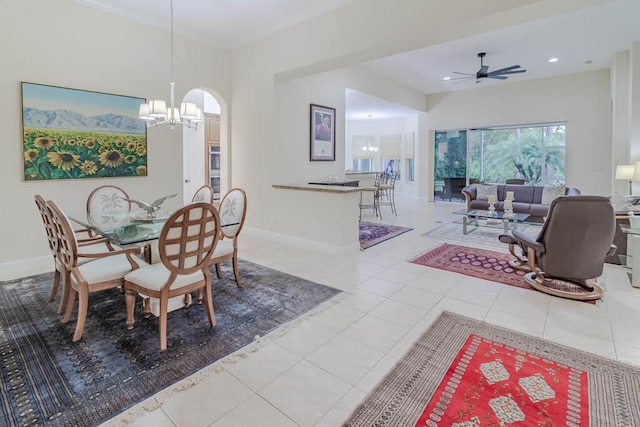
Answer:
[
  {"xmin": 70, "ymin": 211, "xmax": 169, "ymax": 245},
  {"xmin": 71, "ymin": 209, "xmax": 240, "ymax": 246}
]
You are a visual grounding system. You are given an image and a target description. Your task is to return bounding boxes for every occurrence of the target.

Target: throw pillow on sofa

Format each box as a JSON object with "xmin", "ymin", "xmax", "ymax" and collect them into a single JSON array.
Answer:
[
  {"xmin": 541, "ymin": 185, "xmax": 565, "ymax": 205},
  {"xmin": 476, "ymin": 184, "xmax": 498, "ymax": 200}
]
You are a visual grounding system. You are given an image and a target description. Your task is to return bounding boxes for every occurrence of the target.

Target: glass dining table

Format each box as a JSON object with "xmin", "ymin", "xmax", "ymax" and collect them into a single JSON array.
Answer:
[
  {"xmin": 71, "ymin": 208, "xmax": 236, "ymax": 263},
  {"xmin": 70, "ymin": 211, "xmax": 167, "ymax": 262}
]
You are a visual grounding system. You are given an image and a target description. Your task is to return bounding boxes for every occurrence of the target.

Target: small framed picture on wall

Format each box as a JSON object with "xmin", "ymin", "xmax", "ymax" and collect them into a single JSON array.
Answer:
[{"xmin": 310, "ymin": 103, "xmax": 335, "ymax": 161}]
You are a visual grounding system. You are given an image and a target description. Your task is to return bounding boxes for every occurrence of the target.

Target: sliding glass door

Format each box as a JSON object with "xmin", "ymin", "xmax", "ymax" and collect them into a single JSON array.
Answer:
[{"xmin": 434, "ymin": 130, "xmax": 467, "ymax": 201}]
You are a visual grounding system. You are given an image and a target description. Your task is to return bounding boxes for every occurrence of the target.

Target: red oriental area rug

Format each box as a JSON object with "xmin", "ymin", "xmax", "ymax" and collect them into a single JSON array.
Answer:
[
  {"xmin": 343, "ymin": 312, "xmax": 640, "ymax": 426},
  {"xmin": 410, "ymin": 243, "xmax": 600, "ymax": 301}
]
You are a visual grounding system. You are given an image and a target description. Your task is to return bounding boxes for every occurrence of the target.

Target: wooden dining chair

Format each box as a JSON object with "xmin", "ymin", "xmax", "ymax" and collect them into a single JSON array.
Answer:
[
  {"xmin": 209, "ymin": 188, "xmax": 247, "ymax": 288},
  {"xmin": 86, "ymin": 185, "xmax": 132, "ymax": 234},
  {"xmin": 87, "ymin": 185, "xmax": 132, "ymax": 214},
  {"xmin": 192, "ymin": 184, "xmax": 215, "ymax": 204},
  {"xmin": 123, "ymin": 202, "xmax": 220, "ymax": 350},
  {"xmin": 48, "ymin": 201, "xmax": 147, "ymax": 342},
  {"xmin": 35, "ymin": 195, "xmax": 119, "ymax": 314}
]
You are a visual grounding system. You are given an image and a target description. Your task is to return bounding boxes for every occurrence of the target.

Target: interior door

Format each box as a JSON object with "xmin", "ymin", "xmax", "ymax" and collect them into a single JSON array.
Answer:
[{"xmin": 205, "ymin": 113, "xmax": 221, "ymax": 200}]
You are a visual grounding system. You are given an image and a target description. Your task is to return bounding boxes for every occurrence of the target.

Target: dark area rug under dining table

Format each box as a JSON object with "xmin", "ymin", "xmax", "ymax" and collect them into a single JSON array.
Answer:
[{"xmin": 0, "ymin": 260, "xmax": 341, "ymax": 426}]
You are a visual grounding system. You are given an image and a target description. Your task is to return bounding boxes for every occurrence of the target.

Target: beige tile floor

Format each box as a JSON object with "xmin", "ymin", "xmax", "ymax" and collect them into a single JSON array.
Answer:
[{"xmin": 105, "ymin": 195, "xmax": 640, "ymax": 427}]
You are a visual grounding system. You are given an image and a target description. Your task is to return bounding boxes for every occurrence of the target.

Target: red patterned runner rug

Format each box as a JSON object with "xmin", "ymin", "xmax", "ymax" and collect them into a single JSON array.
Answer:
[
  {"xmin": 410, "ymin": 243, "xmax": 599, "ymax": 302},
  {"xmin": 343, "ymin": 312, "xmax": 640, "ymax": 426}
]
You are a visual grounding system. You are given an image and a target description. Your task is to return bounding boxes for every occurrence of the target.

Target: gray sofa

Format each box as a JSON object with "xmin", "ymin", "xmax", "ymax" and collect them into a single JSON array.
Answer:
[{"xmin": 461, "ymin": 184, "xmax": 581, "ymax": 223}]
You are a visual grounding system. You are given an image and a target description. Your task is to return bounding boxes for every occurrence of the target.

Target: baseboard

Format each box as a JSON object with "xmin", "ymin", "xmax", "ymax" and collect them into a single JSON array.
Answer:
[
  {"xmin": 243, "ymin": 227, "xmax": 361, "ymax": 256},
  {"xmin": 0, "ymin": 255, "xmax": 53, "ymax": 282}
]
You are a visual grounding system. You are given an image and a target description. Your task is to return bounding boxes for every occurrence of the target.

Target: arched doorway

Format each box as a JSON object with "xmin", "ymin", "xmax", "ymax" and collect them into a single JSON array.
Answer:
[{"xmin": 181, "ymin": 88, "xmax": 229, "ymax": 205}]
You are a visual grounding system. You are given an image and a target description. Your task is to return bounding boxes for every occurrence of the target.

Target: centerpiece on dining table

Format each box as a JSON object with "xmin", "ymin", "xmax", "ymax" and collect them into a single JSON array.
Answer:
[{"xmin": 123, "ymin": 194, "xmax": 177, "ymax": 220}]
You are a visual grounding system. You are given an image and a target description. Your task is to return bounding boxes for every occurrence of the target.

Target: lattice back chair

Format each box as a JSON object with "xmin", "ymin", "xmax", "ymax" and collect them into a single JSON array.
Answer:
[
  {"xmin": 86, "ymin": 185, "xmax": 132, "ymax": 233},
  {"xmin": 192, "ymin": 184, "xmax": 215, "ymax": 204},
  {"xmin": 36, "ymin": 195, "xmax": 120, "ymax": 314},
  {"xmin": 209, "ymin": 188, "xmax": 248, "ymax": 288},
  {"xmin": 359, "ymin": 173, "xmax": 383, "ymax": 220},
  {"xmin": 35, "ymin": 195, "xmax": 62, "ymax": 305},
  {"xmin": 48, "ymin": 201, "xmax": 147, "ymax": 342},
  {"xmin": 124, "ymin": 203, "xmax": 220, "ymax": 350}
]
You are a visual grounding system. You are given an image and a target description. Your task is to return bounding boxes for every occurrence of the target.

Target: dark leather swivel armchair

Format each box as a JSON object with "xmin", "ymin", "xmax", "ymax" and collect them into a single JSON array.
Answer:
[{"xmin": 500, "ymin": 195, "xmax": 616, "ymax": 301}]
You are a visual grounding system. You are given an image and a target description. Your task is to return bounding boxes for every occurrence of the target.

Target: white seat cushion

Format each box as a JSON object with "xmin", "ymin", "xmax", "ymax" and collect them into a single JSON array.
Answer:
[
  {"xmin": 77, "ymin": 254, "xmax": 149, "ymax": 284},
  {"xmin": 124, "ymin": 263, "xmax": 205, "ymax": 292},
  {"xmin": 211, "ymin": 240, "xmax": 233, "ymax": 259}
]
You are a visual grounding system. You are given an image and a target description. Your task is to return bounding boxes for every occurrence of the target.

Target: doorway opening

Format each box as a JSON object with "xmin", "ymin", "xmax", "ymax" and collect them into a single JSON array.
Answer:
[{"xmin": 182, "ymin": 88, "xmax": 227, "ymax": 205}]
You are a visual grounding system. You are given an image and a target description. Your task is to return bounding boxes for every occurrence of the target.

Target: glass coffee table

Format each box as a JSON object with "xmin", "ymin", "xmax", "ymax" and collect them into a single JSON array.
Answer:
[{"xmin": 453, "ymin": 209, "xmax": 531, "ymax": 235}]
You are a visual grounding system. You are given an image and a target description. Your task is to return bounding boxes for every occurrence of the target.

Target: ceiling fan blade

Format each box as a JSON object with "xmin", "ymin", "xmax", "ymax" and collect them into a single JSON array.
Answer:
[
  {"xmin": 448, "ymin": 76, "xmax": 474, "ymax": 81},
  {"xmin": 488, "ymin": 65, "xmax": 522, "ymax": 74},
  {"xmin": 487, "ymin": 75, "xmax": 509, "ymax": 80},
  {"xmin": 452, "ymin": 72, "xmax": 474, "ymax": 76},
  {"xmin": 490, "ymin": 69, "xmax": 527, "ymax": 76},
  {"xmin": 452, "ymin": 79, "xmax": 474, "ymax": 86}
]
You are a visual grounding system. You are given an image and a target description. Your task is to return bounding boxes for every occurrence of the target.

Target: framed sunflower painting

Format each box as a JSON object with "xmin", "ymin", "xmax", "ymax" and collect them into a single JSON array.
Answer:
[{"xmin": 21, "ymin": 82, "xmax": 147, "ymax": 181}]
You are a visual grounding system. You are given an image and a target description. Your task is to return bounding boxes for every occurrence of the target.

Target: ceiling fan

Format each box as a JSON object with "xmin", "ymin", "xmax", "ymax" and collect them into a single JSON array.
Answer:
[{"xmin": 450, "ymin": 52, "xmax": 526, "ymax": 84}]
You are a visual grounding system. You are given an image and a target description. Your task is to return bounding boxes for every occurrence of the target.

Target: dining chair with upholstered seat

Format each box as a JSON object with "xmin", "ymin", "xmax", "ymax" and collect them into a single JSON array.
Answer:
[
  {"xmin": 192, "ymin": 184, "xmax": 215, "ymax": 204},
  {"xmin": 48, "ymin": 201, "xmax": 148, "ymax": 342},
  {"xmin": 86, "ymin": 185, "xmax": 132, "ymax": 235},
  {"xmin": 209, "ymin": 188, "xmax": 247, "ymax": 288},
  {"xmin": 123, "ymin": 202, "xmax": 220, "ymax": 350},
  {"xmin": 35, "ymin": 195, "xmax": 121, "ymax": 314}
]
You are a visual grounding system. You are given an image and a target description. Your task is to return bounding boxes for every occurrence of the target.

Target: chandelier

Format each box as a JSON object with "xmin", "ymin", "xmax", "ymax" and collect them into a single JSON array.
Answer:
[
  {"xmin": 138, "ymin": 0, "xmax": 202, "ymax": 130},
  {"xmin": 362, "ymin": 115, "xmax": 378, "ymax": 152}
]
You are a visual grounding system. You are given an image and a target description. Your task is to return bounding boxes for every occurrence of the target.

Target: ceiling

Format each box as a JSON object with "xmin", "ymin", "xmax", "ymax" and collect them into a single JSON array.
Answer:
[
  {"xmin": 75, "ymin": 0, "xmax": 640, "ymax": 120},
  {"xmin": 361, "ymin": 0, "xmax": 640, "ymax": 96},
  {"xmin": 72, "ymin": 0, "xmax": 356, "ymax": 49}
]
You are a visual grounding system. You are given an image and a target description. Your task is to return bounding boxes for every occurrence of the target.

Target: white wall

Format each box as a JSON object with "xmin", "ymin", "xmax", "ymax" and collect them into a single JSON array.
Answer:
[
  {"xmin": 0, "ymin": 0, "xmax": 230, "ymax": 270},
  {"xmin": 426, "ymin": 70, "xmax": 612, "ymax": 195}
]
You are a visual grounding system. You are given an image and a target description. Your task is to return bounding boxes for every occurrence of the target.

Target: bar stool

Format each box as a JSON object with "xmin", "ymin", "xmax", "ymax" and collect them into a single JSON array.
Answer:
[{"xmin": 359, "ymin": 173, "xmax": 382, "ymax": 220}]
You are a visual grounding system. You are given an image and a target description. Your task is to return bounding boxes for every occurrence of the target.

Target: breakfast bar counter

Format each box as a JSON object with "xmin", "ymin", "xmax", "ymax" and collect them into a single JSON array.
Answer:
[{"xmin": 271, "ymin": 184, "xmax": 363, "ymax": 254}]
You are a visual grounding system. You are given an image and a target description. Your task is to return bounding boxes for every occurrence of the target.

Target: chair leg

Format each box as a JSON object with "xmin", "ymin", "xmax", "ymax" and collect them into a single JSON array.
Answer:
[
  {"xmin": 143, "ymin": 297, "xmax": 151, "ymax": 319},
  {"xmin": 391, "ymin": 190, "xmax": 397, "ymax": 215},
  {"xmin": 62, "ymin": 288, "xmax": 76, "ymax": 323},
  {"xmin": 49, "ymin": 268, "xmax": 60, "ymax": 302},
  {"xmin": 72, "ymin": 285, "xmax": 88, "ymax": 342},
  {"xmin": 58, "ymin": 270, "xmax": 71, "ymax": 315},
  {"xmin": 159, "ymin": 297, "xmax": 168, "ymax": 351},
  {"xmin": 125, "ymin": 289, "xmax": 136, "ymax": 329},
  {"xmin": 202, "ymin": 285, "xmax": 217, "ymax": 328},
  {"xmin": 232, "ymin": 255, "xmax": 243, "ymax": 288},
  {"xmin": 374, "ymin": 194, "xmax": 382, "ymax": 219},
  {"xmin": 215, "ymin": 263, "xmax": 223, "ymax": 279}
]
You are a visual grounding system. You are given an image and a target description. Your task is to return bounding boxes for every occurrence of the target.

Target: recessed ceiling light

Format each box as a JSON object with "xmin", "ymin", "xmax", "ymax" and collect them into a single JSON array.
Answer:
[
  {"xmin": 548, "ymin": 58, "xmax": 559, "ymax": 63},
  {"xmin": 443, "ymin": 76, "xmax": 451, "ymax": 81}
]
